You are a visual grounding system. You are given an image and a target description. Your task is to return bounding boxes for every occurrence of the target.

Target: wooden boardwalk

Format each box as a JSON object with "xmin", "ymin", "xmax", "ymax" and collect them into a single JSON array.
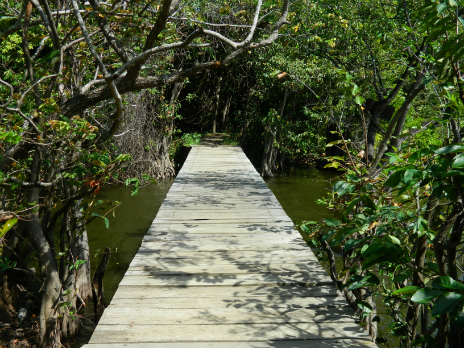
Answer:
[{"xmin": 83, "ymin": 145, "xmax": 376, "ymax": 348}]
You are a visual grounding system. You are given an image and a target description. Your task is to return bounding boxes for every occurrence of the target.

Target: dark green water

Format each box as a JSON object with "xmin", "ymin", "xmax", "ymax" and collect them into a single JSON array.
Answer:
[
  {"xmin": 86, "ymin": 179, "xmax": 174, "ymax": 300},
  {"xmin": 265, "ymin": 167, "xmax": 338, "ymax": 223},
  {"xmin": 74, "ymin": 179, "xmax": 173, "ymax": 346}
]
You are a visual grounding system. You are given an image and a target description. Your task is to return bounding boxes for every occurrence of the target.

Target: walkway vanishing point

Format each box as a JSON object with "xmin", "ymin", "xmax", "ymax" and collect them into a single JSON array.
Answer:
[{"xmin": 83, "ymin": 143, "xmax": 377, "ymax": 348}]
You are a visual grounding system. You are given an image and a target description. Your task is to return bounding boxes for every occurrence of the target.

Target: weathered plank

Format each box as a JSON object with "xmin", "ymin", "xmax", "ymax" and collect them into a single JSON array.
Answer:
[
  {"xmin": 82, "ymin": 341, "xmax": 377, "ymax": 348},
  {"xmin": 98, "ymin": 307, "xmax": 359, "ymax": 325},
  {"xmin": 89, "ymin": 323, "xmax": 371, "ymax": 343},
  {"xmin": 111, "ymin": 284, "xmax": 341, "ymax": 299},
  {"xmin": 126, "ymin": 263, "xmax": 322, "ymax": 275},
  {"xmin": 108, "ymin": 296, "xmax": 349, "ymax": 309},
  {"xmin": 145, "ymin": 222, "xmax": 296, "ymax": 234},
  {"xmin": 118, "ymin": 272, "xmax": 333, "ymax": 287}
]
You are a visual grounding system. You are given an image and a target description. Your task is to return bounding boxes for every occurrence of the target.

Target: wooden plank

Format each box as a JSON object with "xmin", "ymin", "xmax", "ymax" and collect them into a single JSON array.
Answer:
[
  {"xmin": 142, "ymin": 233, "xmax": 301, "ymax": 241},
  {"xmin": 111, "ymin": 284, "xmax": 341, "ymax": 299},
  {"xmin": 126, "ymin": 262, "xmax": 323, "ymax": 275},
  {"xmin": 83, "ymin": 340, "xmax": 377, "ymax": 348},
  {"xmin": 118, "ymin": 273, "xmax": 333, "ymax": 287},
  {"xmin": 97, "ymin": 307, "xmax": 358, "ymax": 325},
  {"xmin": 137, "ymin": 243, "xmax": 306, "ymax": 252},
  {"xmin": 130, "ymin": 249, "xmax": 316, "ymax": 262},
  {"xmin": 88, "ymin": 323, "xmax": 371, "ymax": 343},
  {"xmin": 108, "ymin": 296, "xmax": 349, "ymax": 309},
  {"xmin": 145, "ymin": 222, "xmax": 296, "ymax": 234}
]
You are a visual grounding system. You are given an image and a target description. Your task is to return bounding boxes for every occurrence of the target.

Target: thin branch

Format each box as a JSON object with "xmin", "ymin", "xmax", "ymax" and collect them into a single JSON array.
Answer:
[
  {"xmin": 87, "ymin": 0, "xmax": 130, "ymax": 63},
  {"xmin": 30, "ymin": 0, "xmax": 60, "ymax": 48},
  {"xmin": 31, "ymin": 35, "xmax": 50, "ymax": 61},
  {"xmin": 113, "ymin": 129, "xmax": 135, "ymax": 137},
  {"xmin": 169, "ymin": 16, "xmax": 253, "ymax": 28},
  {"xmin": 71, "ymin": 0, "xmax": 123, "ymax": 137},
  {"xmin": 0, "ymin": 79, "xmax": 14, "ymax": 108},
  {"xmin": 18, "ymin": 74, "xmax": 59, "ymax": 109},
  {"xmin": 144, "ymin": 0, "xmax": 181, "ymax": 51}
]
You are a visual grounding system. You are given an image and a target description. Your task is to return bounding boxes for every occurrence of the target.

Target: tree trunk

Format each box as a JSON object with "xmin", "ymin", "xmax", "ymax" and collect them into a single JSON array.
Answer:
[
  {"xmin": 222, "ymin": 93, "xmax": 232, "ymax": 131},
  {"xmin": 239, "ymin": 119, "xmax": 249, "ymax": 147},
  {"xmin": 260, "ymin": 88, "xmax": 287, "ymax": 177},
  {"xmin": 72, "ymin": 198, "xmax": 92, "ymax": 303},
  {"xmin": 369, "ymin": 72, "xmax": 425, "ymax": 175},
  {"xmin": 260, "ymin": 131, "xmax": 276, "ymax": 178},
  {"xmin": 92, "ymin": 247, "xmax": 111, "ymax": 322},
  {"xmin": 213, "ymin": 76, "xmax": 223, "ymax": 134}
]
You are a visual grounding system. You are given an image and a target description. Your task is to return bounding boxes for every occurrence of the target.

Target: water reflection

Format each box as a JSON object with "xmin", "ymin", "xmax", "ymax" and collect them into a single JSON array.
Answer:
[{"xmin": 265, "ymin": 167, "xmax": 338, "ymax": 223}]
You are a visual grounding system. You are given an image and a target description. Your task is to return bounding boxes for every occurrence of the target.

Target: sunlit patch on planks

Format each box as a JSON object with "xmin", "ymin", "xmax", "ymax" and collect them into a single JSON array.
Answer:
[{"xmin": 82, "ymin": 145, "xmax": 377, "ymax": 348}]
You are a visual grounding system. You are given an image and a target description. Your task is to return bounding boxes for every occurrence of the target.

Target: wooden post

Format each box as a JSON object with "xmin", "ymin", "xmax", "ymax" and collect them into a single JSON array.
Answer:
[{"xmin": 92, "ymin": 247, "xmax": 111, "ymax": 322}]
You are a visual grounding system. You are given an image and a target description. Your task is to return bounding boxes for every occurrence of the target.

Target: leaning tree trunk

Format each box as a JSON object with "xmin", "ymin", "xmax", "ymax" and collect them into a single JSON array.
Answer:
[{"xmin": 72, "ymin": 197, "xmax": 92, "ymax": 302}]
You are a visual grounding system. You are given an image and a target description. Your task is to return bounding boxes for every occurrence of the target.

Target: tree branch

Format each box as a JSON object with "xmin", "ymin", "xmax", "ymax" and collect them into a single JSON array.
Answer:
[{"xmin": 87, "ymin": 0, "xmax": 130, "ymax": 63}]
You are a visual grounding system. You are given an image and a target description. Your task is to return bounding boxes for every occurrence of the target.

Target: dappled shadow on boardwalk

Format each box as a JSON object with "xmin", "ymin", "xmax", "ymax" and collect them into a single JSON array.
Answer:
[{"xmin": 89, "ymin": 145, "xmax": 375, "ymax": 348}]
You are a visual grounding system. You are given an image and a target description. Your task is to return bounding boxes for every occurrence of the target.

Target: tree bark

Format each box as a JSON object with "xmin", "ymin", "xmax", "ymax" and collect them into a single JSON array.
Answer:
[
  {"xmin": 222, "ymin": 93, "xmax": 232, "ymax": 131},
  {"xmin": 92, "ymin": 247, "xmax": 111, "ymax": 322},
  {"xmin": 213, "ymin": 76, "xmax": 223, "ymax": 134}
]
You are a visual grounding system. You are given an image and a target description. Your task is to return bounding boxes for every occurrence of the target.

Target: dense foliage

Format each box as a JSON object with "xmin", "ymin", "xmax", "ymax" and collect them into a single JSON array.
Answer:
[
  {"xmin": 294, "ymin": 1, "xmax": 464, "ymax": 347},
  {"xmin": 3, "ymin": 0, "xmax": 464, "ymax": 347},
  {"xmin": 0, "ymin": 0, "xmax": 289, "ymax": 346}
]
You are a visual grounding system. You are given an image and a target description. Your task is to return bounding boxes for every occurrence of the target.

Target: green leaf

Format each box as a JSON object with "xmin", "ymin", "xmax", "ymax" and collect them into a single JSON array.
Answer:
[
  {"xmin": 432, "ymin": 276, "xmax": 464, "ymax": 290},
  {"xmin": 62, "ymin": 288, "xmax": 73, "ymax": 296},
  {"xmin": 355, "ymin": 95, "xmax": 365, "ymax": 106},
  {"xmin": 103, "ymin": 217, "xmax": 109, "ymax": 229},
  {"xmin": 321, "ymin": 229, "xmax": 337, "ymax": 242},
  {"xmin": 362, "ymin": 254, "xmax": 386, "ymax": 269},
  {"xmin": 346, "ymin": 173, "xmax": 360, "ymax": 182},
  {"xmin": 333, "ymin": 181, "xmax": 354, "ymax": 196},
  {"xmin": 432, "ymin": 292, "xmax": 464, "ymax": 317},
  {"xmin": 411, "ymin": 288, "xmax": 443, "ymax": 304},
  {"xmin": 324, "ymin": 218, "xmax": 341, "ymax": 228},
  {"xmin": 441, "ymin": 170, "xmax": 464, "ymax": 178},
  {"xmin": 1, "ymin": 218, "xmax": 18, "ymax": 238},
  {"xmin": 348, "ymin": 274, "xmax": 380, "ymax": 291},
  {"xmin": 356, "ymin": 299, "xmax": 373, "ymax": 314},
  {"xmin": 437, "ymin": 2, "xmax": 448, "ymax": 14},
  {"xmin": 345, "ymin": 238, "xmax": 366, "ymax": 252},
  {"xmin": 331, "ymin": 227, "xmax": 357, "ymax": 246},
  {"xmin": 346, "ymin": 197, "xmax": 362, "ymax": 214},
  {"xmin": 459, "ymin": 17, "xmax": 464, "ymax": 27},
  {"xmin": 435, "ymin": 144, "xmax": 464, "ymax": 154},
  {"xmin": 387, "ymin": 235, "xmax": 401, "ymax": 245},
  {"xmin": 384, "ymin": 170, "xmax": 404, "ymax": 187},
  {"xmin": 404, "ymin": 169, "xmax": 418, "ymax": 183},
  {"xmin": 427, "ymin": 261, "xmax": 440, "ymax": 273},
  {"xmin": 452, "ymin": 153, "xmax": 464, "ymax": 168},
  {"xmin": 361, "ymin": 241, "xmax": 384, "ymax": 257},
  {"xmin": 392, "ymin": 286, "xmax": 421, "ymax": 296},
  {"xmin": 447, "ymin": 0, "xmax": 457, "ymax": 7},
  {"xmin": 392, "ymin": 269, "xmax": 412, "ymax": 283},
  {"xmin": 361, "ymin": 195, "xmax": 376, "ymax": 210}
]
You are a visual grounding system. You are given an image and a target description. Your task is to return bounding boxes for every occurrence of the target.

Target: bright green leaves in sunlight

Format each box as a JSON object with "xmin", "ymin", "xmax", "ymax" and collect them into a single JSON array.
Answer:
[
  {"xmin": 396, "ymin": 276, "xmax": 464, "ymax": 318},
  {"xmin": 333, "ymin": 181, "xmax": 355, "ymax": 196}
]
